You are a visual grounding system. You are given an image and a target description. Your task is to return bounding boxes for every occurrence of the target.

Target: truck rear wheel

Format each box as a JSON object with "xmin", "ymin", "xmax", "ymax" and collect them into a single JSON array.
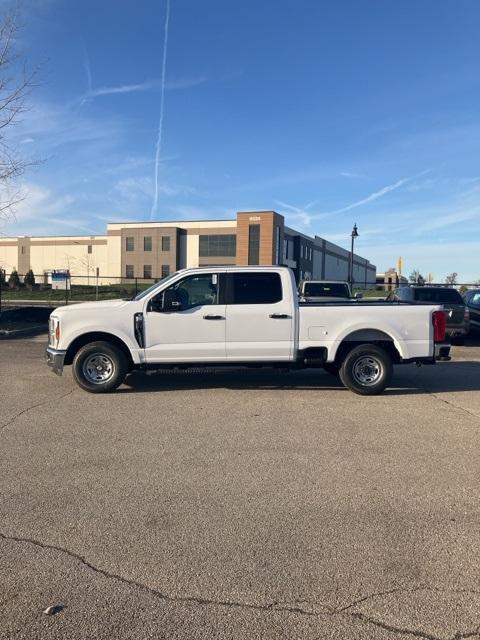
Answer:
[
  {"xmin": 72, "ymin": 341, "xmax": 128, "ymax": 393},
  {"xmin": 339, "ymin": 344, "xmax": 392, "ymax": 395}
]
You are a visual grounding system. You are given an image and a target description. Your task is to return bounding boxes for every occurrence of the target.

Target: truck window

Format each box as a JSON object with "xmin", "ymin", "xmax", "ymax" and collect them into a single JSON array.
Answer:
[
  {"xmin": 303, "ymin": 283, "xmax": 349, "ymax": 297},
  {"xmin": 413, "ymin": 288, "xmax": 463, "ymax": 304},
  {"xmin": 163, "ymin": 274, "xmax": 218, "ymax": 309},
  {"xmin": 228, "ymin": 273, "xmax": 282, "ymax": 304}
]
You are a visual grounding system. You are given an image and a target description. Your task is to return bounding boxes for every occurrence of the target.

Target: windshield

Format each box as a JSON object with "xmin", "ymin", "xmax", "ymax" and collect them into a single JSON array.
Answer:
[
  {"xmin": 133, "ymin": 273, "xmax": 177, "ymax": 300},
  {"xmin": 303, "ymin": 283, "xmax": 350, "ymax": 298},
  {"xmin": 413, "ymin": 288, "xmax": 463, "ymax": 304}
]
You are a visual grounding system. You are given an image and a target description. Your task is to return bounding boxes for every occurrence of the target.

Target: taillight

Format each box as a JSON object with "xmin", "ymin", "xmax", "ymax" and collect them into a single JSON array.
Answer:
[
  {"xmin": 432, "ymin": 310, "xmax": 446, "ymax": 342},
  {"xmin": 464, "ymin": 308, "xmax": 470, "ymax": 321},
  {"xmin": 55, "ymin": 323, "xmax": 60, "ymax": 342}
]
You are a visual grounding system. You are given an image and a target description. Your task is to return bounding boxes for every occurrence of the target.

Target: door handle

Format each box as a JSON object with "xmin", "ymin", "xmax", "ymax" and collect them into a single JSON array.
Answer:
[
  {"xmin": 269, "ymin": 313, "xmax": 290, "ymax": 319},
  {"xmin": 203, "ymin": 314, "xmax": 224, "ymax": 320}
]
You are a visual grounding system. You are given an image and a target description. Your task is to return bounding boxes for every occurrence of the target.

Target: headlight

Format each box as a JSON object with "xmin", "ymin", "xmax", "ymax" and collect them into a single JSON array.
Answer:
[{"xmin": 49, "ymin": 316, "xmax": 60, "ymax": 347}]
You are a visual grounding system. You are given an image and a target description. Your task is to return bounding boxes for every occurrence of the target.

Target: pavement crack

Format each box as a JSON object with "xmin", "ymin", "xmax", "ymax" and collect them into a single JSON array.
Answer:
[
  {"xmin": 1, "ymin": 532, "xmax": 479, "ymax": 640},
  {"xmin": 411, "ymin": 374, "xmax": 480, "ymax": 422},
  {"xmin": 0, "ymin": 389, "xmax": 75, "ymax": 432},
  {"xmin": 338, "ymin": 585, "xmax": 426, "ymax": 612},
  {"xmin": 346, "ymin": 610, "xmax": 442, "ymax": 640},
  {"xmin": 0, "ymin": 532, "xmax": 327, "ymax": 617}
]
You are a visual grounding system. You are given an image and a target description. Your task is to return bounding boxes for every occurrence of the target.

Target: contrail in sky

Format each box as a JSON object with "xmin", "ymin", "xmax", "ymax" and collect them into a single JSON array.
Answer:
[
  {"xmin": 150, "ymin": 0, "xmax": 171, "ymax": 220},
  {"xmin": 82, "ymin": 39, "xmax": 93, "ymax": 91}
]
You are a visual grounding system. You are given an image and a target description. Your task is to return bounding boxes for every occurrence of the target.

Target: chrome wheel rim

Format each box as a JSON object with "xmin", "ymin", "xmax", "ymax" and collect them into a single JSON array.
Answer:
[
  {"xmin": 83, "ymin": 353, "xmax": 115, "ymax": 384},
  {"xmin": 352, "ymin": 355, "xmax": 383, "ymax": 386}
]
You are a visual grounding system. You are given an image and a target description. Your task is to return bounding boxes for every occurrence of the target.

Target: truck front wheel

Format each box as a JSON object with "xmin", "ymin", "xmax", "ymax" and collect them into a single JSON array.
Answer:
[
  {"xmin": 339, "ymin": 344, "xmax": 393, "ymax": 395},
  {"xmin": 72, "ymin": 341, "xmax": 128, "ymax": 393}
]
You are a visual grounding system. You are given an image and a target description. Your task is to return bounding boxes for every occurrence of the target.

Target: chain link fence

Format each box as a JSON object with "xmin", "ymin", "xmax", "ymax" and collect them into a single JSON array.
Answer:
[{"xmin": 0, "ymin": 273, "xmax": 158, "ymax": 311}]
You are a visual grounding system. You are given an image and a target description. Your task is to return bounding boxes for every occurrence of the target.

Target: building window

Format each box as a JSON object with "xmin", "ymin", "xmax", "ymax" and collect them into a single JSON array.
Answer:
[
  {"xmin": 248, "ymin": 225, "xmax": 260, "ymax": 265},
  {"xmin": 87, "ymin": 245, "xmax": 92, "ymax": 254},
  {"xmin": 125, "ymin": 265, "xmax": 134, "ymax": 278},
  {"xmin": 144, "ymin": 236, "xmax": 152, "ymax": 251},
  {"xmin": 21, "ymin": 246, "xmax": 25, "ymax": 254},
  {"xmin": 228, "ymin": 273, "xmax": 282, "ymax": 305},
  {"xmin": 284, "ymin": 238, "xmax": 288, "ymax": 260},
  {"xmin": 143, "ymin": 265, "xmax": 152, "ymax": 279},
  {"xmin": 199, "ymin": 234, "xmax": 236, "ymax": 257},
  {"xmin": 161, "ymin": 264, "xmax": 170, "ymax": 278},
  {"xmin": 161, "ymin": 236, "xmax": 170, "ymax": 251},
  {"xmin": 126, "ymin": 237, "xmax": 134, "ymax": 251}
]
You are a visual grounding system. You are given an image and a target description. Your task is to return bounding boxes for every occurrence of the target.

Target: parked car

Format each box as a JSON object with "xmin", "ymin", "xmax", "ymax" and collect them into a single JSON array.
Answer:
[
  {"xmin": 387, "ymin": 286, "xmax": 469, "ymax": 343},
  {"xmin": 463, "ymin": 289, "xmax": 480, "ymax": 334},
  {"xmin": 47, "ymin": 266, "xmax": 449, "ymax": 396},
  {"xmin": 298, "ymin": 280, "xmax": 361, "ymax": 302}
]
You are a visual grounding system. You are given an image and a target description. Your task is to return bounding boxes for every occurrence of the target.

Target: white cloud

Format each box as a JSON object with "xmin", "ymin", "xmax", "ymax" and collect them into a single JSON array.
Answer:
[
  {"xmin": 414, "ymin": 207, "xmax": 480, "ymax": 233},
  {"xmin": 339, "ymin": 171, "xmax": 366, "ymax": 178},
  {"xmin": 0, "ymin": 183, "xmax": 95, "ymax": 236},
  {"xmin": 319, "ymin": 176, "xmax": 413, "ymax": 217},
  {"xmin": 363, "ymin": 240, "xmax": 480, "ymax": 283},
  {"xmin": 165, "ymin": 75, "xmax": 208, "ymax": 91},
  {"xmin": 113, "ymin": 177, "xmax": 197, "ymax": 202},
  {"xmin": 276, "ymin": 174, "xmax": 424, "ymax": 228},
  {"xmin": 85, "ymin": 81, "xmax": 155, "ymax": 99}
]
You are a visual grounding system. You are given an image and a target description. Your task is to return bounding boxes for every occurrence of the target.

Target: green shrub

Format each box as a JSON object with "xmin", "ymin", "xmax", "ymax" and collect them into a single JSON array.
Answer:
[
  {"xmin": 24, "ymin": 269, "xmax": 36, "ymax": 287},
  {"xmin": 8, "ymin": 270, "xmax": 20, "ymax": 288}
]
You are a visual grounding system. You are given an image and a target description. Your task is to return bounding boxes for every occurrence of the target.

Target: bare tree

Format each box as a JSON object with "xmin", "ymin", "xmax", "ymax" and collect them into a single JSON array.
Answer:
[
  {"xmin": 409, "ymin": 269, "xmax": 425, "ymax": 285},
  {"xmin": 0, "ymin": 7, "xmax": 37, "ymax": 220},
  {"xmin": 445, "ymin": 272, "xmax": 458, "ymax": 286}
]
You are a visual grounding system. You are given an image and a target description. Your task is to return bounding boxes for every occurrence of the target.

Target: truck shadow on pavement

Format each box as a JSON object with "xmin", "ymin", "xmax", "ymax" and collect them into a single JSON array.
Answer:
[{"xmin": 121, "ymin": 361, "xmax": 480, "ymax": 396}]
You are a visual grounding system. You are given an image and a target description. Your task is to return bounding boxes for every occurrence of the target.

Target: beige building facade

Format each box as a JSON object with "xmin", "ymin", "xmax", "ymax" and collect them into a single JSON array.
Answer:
[{"xmin": 0, "ymin": 211, "xmax": 376, "ymax": 286}]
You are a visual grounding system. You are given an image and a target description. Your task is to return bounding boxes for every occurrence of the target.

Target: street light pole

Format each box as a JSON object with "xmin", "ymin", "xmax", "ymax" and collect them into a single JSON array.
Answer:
[{"xmin": 348, "ymin": 223, "xmax": 359, "ymax": 290}]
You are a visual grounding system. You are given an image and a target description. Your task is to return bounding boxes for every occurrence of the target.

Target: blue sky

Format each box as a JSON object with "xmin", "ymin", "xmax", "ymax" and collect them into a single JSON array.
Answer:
[{"xmin": 4, "ymin": 0, "xmax": 480, "ymax": 280}]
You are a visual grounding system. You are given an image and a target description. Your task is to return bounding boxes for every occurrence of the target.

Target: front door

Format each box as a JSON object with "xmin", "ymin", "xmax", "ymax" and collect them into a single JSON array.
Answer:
[
  {"xmin": 225, "ymin": 271, "xmax": 294, "ymax": 361},
  {"xmin": 144, "ymin": 272, "xmax": 226, "ymax": 362}
]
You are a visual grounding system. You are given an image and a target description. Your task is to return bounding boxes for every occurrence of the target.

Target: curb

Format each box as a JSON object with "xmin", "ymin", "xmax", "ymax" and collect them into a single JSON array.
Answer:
[{"xmin": 0, "ymin": 325, "xmax": 48, "ymax": 340}]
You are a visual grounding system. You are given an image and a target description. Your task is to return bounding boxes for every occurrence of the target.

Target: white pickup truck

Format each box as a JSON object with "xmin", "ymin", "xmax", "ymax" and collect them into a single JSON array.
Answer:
[{"xmin": 46, "ymin": 266, "xmax": 450, "ymax": 395}]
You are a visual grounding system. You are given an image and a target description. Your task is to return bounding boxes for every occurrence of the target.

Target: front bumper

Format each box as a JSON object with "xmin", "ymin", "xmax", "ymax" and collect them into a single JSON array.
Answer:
[{"xmin": 45, "ymin": 347, "xmax": 67, "ymax": 376}]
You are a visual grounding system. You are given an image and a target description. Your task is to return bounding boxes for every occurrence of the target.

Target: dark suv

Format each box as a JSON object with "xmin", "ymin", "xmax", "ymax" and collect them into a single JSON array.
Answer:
[
  {"xmin": 463, "ymin": 289, "xmax": 480, "ymax": 334},
  {"xmin": 388, "ymin": 286, "xmax": 470, "ymax": 343}
]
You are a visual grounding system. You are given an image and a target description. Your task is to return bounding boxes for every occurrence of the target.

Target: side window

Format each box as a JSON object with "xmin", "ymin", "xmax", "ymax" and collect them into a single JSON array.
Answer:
[
  {"xmin": 471, "ymin": 293, "xmax": 480, "ymax": 308},
  {"xmin": 167, "ymin": 274, "xmax": 218, "ymax": 310},
  {"xmin": 229, "ymin": 273, "xmax": 282, "ymax": 304}
]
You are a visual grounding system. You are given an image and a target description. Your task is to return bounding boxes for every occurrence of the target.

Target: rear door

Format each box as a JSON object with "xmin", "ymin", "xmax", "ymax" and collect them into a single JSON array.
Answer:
[{"xmin": 225, "ymin": 271, "xmax": 295, "ymax": 361}]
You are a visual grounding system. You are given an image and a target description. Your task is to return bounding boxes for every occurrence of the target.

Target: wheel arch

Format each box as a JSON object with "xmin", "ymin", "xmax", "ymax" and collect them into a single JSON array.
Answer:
[
  {"xmin": 64, "ymin": 331, "xmax": 134, "ymax": 367},
  {"xmin": 333, "ymin": 328, "xmax": 402, "ymax": 364}
]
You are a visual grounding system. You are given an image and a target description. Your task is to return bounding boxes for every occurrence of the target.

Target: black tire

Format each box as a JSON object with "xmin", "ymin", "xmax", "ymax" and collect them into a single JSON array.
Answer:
[
  {"xmin": 72, "ymin": 341, "xmax": 128, "ymax": 393},
  {"xmin": 339, "ymin": 344, "xmax": 393, "ymax": 396},
  {"xmin": 324, "ymin": 362, "xmax": 340, "ymax": 377}
]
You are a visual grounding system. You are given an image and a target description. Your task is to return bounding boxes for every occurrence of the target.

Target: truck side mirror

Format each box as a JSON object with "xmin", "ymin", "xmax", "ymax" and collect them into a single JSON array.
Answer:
[
  {"xmin": 162, "ymin": 289, "xmax": 182, "ymax": 312},
  {"xmin": 354, "ymin": 292, "xmax": 363, "ymax": 299}
]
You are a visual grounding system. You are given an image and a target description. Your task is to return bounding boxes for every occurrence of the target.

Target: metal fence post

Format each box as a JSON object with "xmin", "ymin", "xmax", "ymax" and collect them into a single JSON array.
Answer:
[{"xmin": 135, "ymin": 278, "xmax": 138, "ymax": 296}]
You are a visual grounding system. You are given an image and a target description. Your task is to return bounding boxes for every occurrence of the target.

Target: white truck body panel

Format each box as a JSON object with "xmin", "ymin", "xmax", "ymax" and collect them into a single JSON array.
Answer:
[{"xmin": 298, "ymin": 304, "xmax": 433, "ymax": 361}]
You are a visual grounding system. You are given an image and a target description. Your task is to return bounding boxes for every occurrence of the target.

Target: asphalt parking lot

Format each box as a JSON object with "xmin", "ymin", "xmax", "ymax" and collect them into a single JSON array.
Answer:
[{"xmin": 1, "ymin": 336, "xmax": 479, "ymax": 640}]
